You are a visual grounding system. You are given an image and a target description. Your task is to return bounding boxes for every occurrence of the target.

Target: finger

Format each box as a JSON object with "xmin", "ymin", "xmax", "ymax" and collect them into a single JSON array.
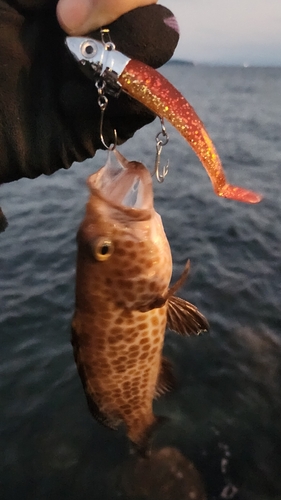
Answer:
[
  {"xmin": 91, "ymin": 4, "xmax": 179, "ymax": 68},
  {"xmin": 57, "ymin": 0, "xmax": 157, "ymax": 35}
]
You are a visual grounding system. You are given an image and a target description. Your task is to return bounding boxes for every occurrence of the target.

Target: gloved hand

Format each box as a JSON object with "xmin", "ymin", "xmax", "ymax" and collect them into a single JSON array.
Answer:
[{"xmin": 0, "ymin": 1, "xmax": 179, "ymax": 186}]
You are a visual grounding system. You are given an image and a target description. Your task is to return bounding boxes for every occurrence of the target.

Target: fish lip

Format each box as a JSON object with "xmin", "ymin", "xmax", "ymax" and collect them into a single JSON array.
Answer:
[
  {"xmin": 87, "ymin": 150, "xmax": 154, "ymax": 220},
  {"xmin": 89, "ymin": 187, "xmax": 153, "ymax": 221}
]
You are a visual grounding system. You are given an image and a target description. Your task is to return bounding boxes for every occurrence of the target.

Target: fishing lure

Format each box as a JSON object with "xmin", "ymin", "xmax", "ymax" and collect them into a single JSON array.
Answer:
[{"xmin": 66, "ymin": 35, "xmax": 262, "ymax": 204}]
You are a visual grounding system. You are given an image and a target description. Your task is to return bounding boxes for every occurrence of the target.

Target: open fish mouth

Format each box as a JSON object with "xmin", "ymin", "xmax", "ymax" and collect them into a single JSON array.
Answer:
[
  {"xmin": 121, "ymin": 176, "xmax": 142, "ymax": 208},
  {"xmin": 88, "ymin": 150, "xmax": 153, "ymax": 212}
]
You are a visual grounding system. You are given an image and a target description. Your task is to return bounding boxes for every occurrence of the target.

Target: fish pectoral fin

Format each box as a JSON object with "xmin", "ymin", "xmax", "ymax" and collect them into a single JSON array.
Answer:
[
  {"xmin": 137, "ymin": 296, "xmax": 166, "ymax": 313},
  {"xmin": 167, "ymin": 295, "xmax": 209, "ymax": 336},
  {"xmin": 154, "ymin": 357, "xmax": 177, "ymax": 399},
  {"xmin": 137, "ymin": 261, "xmax": 191, "ymax": 313},
  {"xmin": 166, "ymin": 260, "xmax": 191, "ymax": 299}
]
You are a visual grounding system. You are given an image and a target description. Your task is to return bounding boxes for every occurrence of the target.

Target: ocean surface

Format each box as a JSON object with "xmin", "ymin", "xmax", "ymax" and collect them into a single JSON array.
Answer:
[{"xmin": 1, "ymin": 64, "xmax": 281, "ymax": 500}]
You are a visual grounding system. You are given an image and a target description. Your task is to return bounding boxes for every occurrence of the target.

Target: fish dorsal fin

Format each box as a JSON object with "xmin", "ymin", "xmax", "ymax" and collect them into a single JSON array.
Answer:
[
  {"xmin": 167, "ymin": 295, "xmax": 209, "ymax": 336},
  {"xmin": 154, "ymin": 357, "xmax": 177, "ymax": 399}
]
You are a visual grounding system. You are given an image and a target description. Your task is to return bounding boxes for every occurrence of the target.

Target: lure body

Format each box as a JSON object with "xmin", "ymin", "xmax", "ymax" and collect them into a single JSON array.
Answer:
[
  {"xmin": 72, "ymin": 150, "xmax": 208, "ymax": 452},
  {"xmin": 119, "ymin": 60, "xmax": 261, "ymax": 203},
  {"xmin": 66, "ymin": 37, "xmax": 262, "ymax": 204}
]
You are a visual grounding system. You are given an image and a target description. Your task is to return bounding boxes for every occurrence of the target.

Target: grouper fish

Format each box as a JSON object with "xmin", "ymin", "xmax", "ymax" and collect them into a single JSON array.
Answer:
[{"xmin": 71, "ymin": 150, "xmax": 209, "ymax": 454}]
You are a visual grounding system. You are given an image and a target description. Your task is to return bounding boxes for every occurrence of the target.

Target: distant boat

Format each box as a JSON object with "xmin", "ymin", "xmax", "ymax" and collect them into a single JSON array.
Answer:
[{"xmin": 243, "ymin": 62, "xmax": 250, "ymax": 68}]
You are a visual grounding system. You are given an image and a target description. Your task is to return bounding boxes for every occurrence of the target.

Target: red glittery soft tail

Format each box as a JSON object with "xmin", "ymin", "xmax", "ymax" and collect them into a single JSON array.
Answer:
[{"xmin": 119, "ymin": 60, "xmax": 262, "ymax": 204}]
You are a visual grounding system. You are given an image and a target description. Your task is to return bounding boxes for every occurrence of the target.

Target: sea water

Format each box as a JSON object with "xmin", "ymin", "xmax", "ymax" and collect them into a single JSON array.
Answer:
[{"xmin": 1, "ymin": 64, "xmax": 281, "ymax": 499}]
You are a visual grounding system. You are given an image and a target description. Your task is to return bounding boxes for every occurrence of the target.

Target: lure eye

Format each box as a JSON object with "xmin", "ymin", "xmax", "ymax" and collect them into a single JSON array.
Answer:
[
  {"xmin": 80, "ymin": 40, "xmax": 97, "ymax": 59},
  {"xmin": 93, "ymin": 237, "xmax": 114, "ymax": 262}
]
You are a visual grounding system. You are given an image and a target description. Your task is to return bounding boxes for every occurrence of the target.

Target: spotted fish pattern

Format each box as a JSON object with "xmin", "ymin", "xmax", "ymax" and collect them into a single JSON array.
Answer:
[{"xmin": 72, "ymin": 150, "xmax": 208, "ymax": 453}]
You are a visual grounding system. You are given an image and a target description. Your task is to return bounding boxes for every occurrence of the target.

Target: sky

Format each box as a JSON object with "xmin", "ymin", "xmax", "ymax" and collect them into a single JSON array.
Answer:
[{"xmin": 160, "ymin": 0, "xmax": 281, "ymax": 66}]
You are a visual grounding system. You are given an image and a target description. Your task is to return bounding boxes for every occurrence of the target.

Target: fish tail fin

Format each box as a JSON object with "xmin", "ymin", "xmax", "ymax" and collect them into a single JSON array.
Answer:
[{"xmin": 129, "ymin": 415, "xmax": 169, "ymax": 458}]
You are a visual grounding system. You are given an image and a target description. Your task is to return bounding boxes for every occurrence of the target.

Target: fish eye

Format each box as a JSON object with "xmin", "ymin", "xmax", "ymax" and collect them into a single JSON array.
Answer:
[{"xmin": 93, "ymin": 237, "xmax": 114, "ymax": 261}]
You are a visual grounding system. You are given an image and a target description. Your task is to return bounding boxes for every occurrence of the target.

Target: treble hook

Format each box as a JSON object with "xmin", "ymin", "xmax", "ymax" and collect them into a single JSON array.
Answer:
[
  {"xmin": 96, "ymin": 80, "xmax": 117, "ymax": 150},
  {"xmin": 153, "ymin": 118, "xmax": 169, "ymax": 183}
]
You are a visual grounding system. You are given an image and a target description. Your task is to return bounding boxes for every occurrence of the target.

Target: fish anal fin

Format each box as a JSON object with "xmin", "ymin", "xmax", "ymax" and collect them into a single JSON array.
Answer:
[
  {"xmin": 85, "ymin": 393, "xmax": 120, "ymax": 430},
  {"xmin": 167, "ymin": 295, "xmax": 209, "ymax": 336},
  {"xmin": 154, "ymin": 357, "xmax": 177, "ymax": 399}
]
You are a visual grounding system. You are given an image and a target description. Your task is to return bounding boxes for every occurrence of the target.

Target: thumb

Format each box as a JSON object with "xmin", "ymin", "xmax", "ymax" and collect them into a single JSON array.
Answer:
[{"xmin": 57, "ymin": 0, "xmax": 157, "ymax": 35}]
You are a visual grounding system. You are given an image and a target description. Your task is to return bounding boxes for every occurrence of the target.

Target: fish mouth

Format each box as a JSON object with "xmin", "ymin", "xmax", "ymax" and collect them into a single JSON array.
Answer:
[{"xmin": 88, "ymin": 150, "xmax": 153, "ymax": 213}]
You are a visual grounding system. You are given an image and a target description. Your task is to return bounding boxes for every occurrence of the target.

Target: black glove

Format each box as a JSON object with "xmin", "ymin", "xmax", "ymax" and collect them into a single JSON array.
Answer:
[{"xmin": 0, "ymin": 1, "xmax": 179, "ymax": 186}]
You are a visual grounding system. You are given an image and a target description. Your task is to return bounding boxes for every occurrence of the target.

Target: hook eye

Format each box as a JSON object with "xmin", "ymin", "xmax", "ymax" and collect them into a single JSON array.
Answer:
[{"xmin": 156, "ymin": 130, "xmax": 169, "ymax": 147}]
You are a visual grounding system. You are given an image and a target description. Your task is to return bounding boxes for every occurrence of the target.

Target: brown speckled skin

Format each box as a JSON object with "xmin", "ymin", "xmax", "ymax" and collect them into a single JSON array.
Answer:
[{"xmin": 72, "ymin": 155, "xmax": 172, "ymax": 449}]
